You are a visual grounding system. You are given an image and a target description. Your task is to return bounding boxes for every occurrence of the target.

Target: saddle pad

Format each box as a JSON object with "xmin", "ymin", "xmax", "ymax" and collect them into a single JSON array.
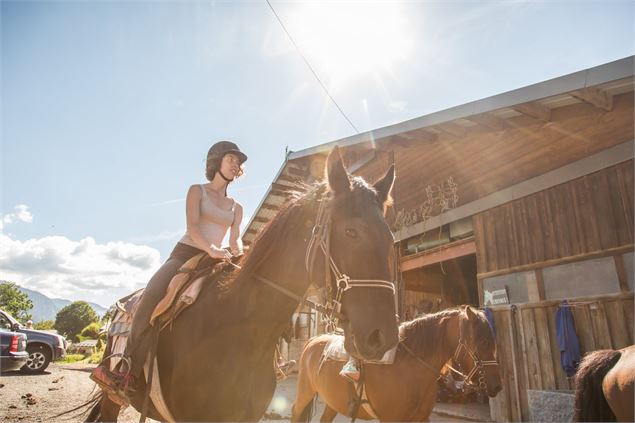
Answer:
[
  {"xmin": 323, "ymin": 335, "xmax": 397, "ymax": 365},
  {"xmin": 107, "ymin": 289, "xmax": 144, "ymax": 371}
]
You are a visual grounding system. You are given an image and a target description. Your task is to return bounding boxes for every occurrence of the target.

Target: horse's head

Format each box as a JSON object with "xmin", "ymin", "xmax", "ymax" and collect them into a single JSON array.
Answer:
[
  {"xmin": 453, "ymin": 306, "xmax": 502, "ymax": 397},
  {"xmin": 322, "ymin": 146, "xmax": 400, "ymax": 360}
]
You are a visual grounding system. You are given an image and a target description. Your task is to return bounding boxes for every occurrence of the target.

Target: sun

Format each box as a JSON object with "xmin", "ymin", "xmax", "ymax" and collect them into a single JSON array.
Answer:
[{"xmin": 286, "ymin": 3, "xmax": 413, "ymax": 85}]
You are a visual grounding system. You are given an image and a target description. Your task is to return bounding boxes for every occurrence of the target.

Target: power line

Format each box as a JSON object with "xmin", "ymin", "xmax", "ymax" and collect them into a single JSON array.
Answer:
[{"xmin": 265, "ymin": 0, "xmax": 360, "ymax": 134}]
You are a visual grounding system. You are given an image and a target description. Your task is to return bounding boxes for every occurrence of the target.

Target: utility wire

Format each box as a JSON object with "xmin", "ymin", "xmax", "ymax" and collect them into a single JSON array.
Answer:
[{"xmin": 265, "ymin": 0, "xmax": 360, "ymax": 134}]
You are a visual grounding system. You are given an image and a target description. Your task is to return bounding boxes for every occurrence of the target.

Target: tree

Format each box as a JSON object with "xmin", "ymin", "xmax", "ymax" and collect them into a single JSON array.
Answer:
[
  {"xmin": 33, "ymin": 320, "xmax": 55, "ymax": 330},
  {"xmin": 0, "ymin": 281, "xmax": 33, "ymax": 320},
  {"xmin": 55, "ymin": 301, "xmax": 98, "ymax": 341},
  {"xmin": 80, "ymin": 322, "xmax": 102, "ymax": 340}
]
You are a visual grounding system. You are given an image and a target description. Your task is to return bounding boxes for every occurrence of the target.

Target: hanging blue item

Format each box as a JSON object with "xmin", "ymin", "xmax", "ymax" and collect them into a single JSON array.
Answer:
[
  {"xmin": 555, "ymin": 300, "xmax": 581, "ymax": 377},
  {"xmin": 484, "ymin": 307, "xmax": 496, "ymax": 337}
]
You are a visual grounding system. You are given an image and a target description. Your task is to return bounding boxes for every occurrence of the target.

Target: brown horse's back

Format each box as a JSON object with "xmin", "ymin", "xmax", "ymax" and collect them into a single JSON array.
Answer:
[{"xmin": 604, "ymin": 345, "xmax": 635, "ymax": 422}]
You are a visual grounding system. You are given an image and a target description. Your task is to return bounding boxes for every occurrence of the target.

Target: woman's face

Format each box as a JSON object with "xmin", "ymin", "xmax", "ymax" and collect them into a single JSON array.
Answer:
[{"xmin": 220, "ymin": 153, "xmax": 243, "ymax": 180}]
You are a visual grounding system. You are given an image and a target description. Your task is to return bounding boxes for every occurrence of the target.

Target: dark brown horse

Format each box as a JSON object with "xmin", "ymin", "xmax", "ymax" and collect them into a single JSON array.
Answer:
[
  {"xmin": 291, "ymin": 306, "xmax": 502, "ymax": 422},
  {"xmin": 574, "ymin": 344, "xmax": 634, "ymax": 422},
  {"xmin": 86, "ymin": 146, "xmax": 400, "ymax": 422}
]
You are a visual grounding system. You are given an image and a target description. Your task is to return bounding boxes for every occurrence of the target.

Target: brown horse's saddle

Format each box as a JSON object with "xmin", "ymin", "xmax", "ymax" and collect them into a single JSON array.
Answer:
[
  {"xmin": 149, "ymin": 252, "xmax": 224, "ymax": 330},
  {"xmin": 322, "ymin": 334, "xmax": 397, "ymax": 365}
]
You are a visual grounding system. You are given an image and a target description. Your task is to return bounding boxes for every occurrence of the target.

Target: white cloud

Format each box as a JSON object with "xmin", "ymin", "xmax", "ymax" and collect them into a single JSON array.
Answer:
[
  {"xmin": 0, "ymin": 234, "xmax": 161, "ymax": 308},
  {"xmin": 1, "ymin": 204, "xmax": 33, "ymax": 229}
]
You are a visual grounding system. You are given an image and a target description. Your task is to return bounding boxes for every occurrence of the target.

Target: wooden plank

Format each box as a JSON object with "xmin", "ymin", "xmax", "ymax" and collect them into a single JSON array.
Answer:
[
  {"xmin": 614, "ymin": 255, "xmax": 630, "ymax": 293},
  {"xmin": 606, "ymin": 167, "xmax": 631, "ymax": 246},
  {"xmin": 400, "ymin": 239, "xmax": 476, "ymax": 271},
  {"xmin": 538, "ymin": 191, "xmax": 557, "ymax": 261},
  {"xmin": 277, "ymin": 174, "xmax": 301, "ymax": 184},
  {"xmin": 466, "ymin": 113, "xmax": 507, "ymax": 131},
  {"xmin": 252, "ymin": 216, "xmax": 269, "ymax": 224},
  {"xmin": 286, "ymin": 166, "xmax": 306, "ymax": 177},
  {"xmin": 535, "ymin": 269, "xmax": 546, "ymax": 301},
  {"xmin": 533, "ymin": 306, "xmax": 557, "ymax": 389},
  {"xmin": 498, "ymin": 308, "xmax": 522, "ymax": 421},
  {"xmin": 484, "ymin": 210, "xmax": 499, "ymax": 273},
  {"xmin": 522, "ymin": 308, "xmax": 542, "ymax": 389},
  {"xmin": 526, "ymin": 195, "xmax": 545, "ymax": 264},
  {"xmin": 570, "ymin": 306, "xmax": 596, "ymax": 353},
  {"xmin": 604, "ymin": 299, "xmax": 630, "ymax": 349},
  {"xmin": 472, "ymin": 214, "xmax": 488, "ymax": 274},
  {"xmin": 570, "ymin": 87, "xmax": 614, "ymax": 111},
  {"xmin": 517, "ymin": 197, "xmax": 533, "ymax": 265},
  {"xmin": 590, "ymin": 302, "xmax": 613, "ymax": 350},
  {"xmin": 491, "ymin": 309, "xmax": 512, "ymax": 422},
  {"xmin": 260, "ymin": 203, "xmax": 280, "ymax": 211},
  {"xmin": 616, "ymin": 161, "xmax": 634, "ymax": 244},
  {"xmin": 551, "ymin": 184, "xmax": 571, "ymax": 258},
  {"xmin": 505, "ymin": 203, "xmax": 521, "ymax": 268},
  {"xmin": 494, "ymin": 206, "xmax": 510, "ymax": 271},
  {"xmin": 622, "ymin": 297, "xmax": 635, "ymax": 345},
  {"xmin": 578, "ymin": 175, "xmax": 603, "ymax": 252},
  {"xmin": 589, "ymin": 170, "xmax": 619, "ymax": 250},
  {"xmin": 513, "ymin": 101, "xmax": 552, "ymax": 122},
  {"xmin": 434, "ymin": 122, "xmax": 467, "ymax": 138},
  {"xmin": 514, "ymin": 308, "xmax": 530, "ymax": 420},
  {"xmin": 563, "ymin": 182, "xmax": 583, "ymax": 257}
]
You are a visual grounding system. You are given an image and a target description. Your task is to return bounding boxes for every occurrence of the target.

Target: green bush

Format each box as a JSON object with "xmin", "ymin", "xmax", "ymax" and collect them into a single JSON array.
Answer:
[
  {"xmin": 80, "ymin": 322, "xmax": 102, "ymax": 340},
  {"xmin": 59, "ymin": 354, "xmax": 85, "ymax": 364},
  {"xmin": 33, "ymin": 320, "xmax": 55, "ymax": 330}
]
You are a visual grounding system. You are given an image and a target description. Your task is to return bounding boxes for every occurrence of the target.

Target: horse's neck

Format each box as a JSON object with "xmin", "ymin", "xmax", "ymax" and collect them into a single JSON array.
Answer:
[{"xmin": 407, "ymin": 314, "xmax": 461, "ymax": 370}]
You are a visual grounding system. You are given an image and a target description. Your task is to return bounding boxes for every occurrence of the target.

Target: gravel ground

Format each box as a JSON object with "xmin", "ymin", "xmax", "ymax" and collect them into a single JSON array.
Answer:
[{"xmin": 0, "ymin": 363, "xmax": 469, "ymax": 422}]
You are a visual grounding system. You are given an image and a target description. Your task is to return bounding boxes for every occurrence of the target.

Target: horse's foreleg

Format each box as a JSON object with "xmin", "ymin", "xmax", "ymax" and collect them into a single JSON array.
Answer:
[{"xmin": 320, "ymin": 405, "xmax": 338, "ymax": 423}]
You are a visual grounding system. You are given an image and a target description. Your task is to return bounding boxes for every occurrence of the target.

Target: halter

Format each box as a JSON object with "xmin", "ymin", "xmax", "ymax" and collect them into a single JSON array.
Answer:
[
  {"xmin": 446, "ymin": 317, "xmax": 499, "ymax": 392},
  {"xmin": 304, "ymin": 192, "xmax": 396, "ymax": 328},
  {"xmin": 399, "ymin": 314, "xmax": 499, "ymax": 394}
]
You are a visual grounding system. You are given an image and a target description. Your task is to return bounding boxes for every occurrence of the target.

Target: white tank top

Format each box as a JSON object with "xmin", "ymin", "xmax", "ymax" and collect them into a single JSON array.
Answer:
[{"xmin": 180, "ymin": 184, "xmax": 235, "ymax": 249}]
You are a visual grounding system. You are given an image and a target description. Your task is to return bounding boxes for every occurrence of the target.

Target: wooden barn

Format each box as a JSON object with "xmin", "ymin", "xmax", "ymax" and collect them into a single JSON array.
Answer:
[{"xmin": 242, "ymin": 56, "xmax": 634, "ymax": 421}]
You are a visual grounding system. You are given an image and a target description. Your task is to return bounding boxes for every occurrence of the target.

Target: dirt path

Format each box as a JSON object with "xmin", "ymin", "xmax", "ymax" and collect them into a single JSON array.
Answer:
[{"xmin": 0, "ymin": 363, "xmax": 471, "ymax": 422}]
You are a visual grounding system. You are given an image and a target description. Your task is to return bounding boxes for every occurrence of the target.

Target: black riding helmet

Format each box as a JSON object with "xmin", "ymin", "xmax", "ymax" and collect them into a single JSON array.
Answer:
[{"xmin": 207, "ymin": 141, "xmax": 248, "ymax": 164}]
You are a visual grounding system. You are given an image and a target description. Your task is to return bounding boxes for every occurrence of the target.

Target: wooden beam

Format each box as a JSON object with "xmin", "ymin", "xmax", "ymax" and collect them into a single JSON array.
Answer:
[
  {"xmin": 512, "ymin": 101, "xmax": 551, "ymax": 122},
  {"xmin": 253, "ymin": 216, "xmax": 269, "ymax": 224},
  {"xmin": 269, "ymin": 189, "xmax": 289, "ymax": 197},
  {"xmin": 271, "ymin": 182, "xmax": 296, "ymax": 191},
  {"xmin": 286, "ymin": 167, "xmax": 306, "ymax": 177},
  {"xmin": 400, "ymin": 238, "xmax": 476, "ymax": 272},
  {"xmin": 277, "ymin": 174, "xmax": 301, "ymax": 184},
  {"xmin": 570, "ymin": 87, "xmax": 614, "ymax": 111},
  {"xmin": 401, "ymin": 128, "xmax": 438, "ymax": 143},
  {"xmin": 434, "ymin": 122, "xmax": 467, "ymax": 138},
  {"xmin": 246, "ymin": 228, "xmax": 258, "ymax": 235},
  {"xmin": 466, "ymin": 113, "xmax": 507, "ymax": 131},
  {"xmin": 261, "ymin": 203, "xmax": 280, "ymax": 211}
]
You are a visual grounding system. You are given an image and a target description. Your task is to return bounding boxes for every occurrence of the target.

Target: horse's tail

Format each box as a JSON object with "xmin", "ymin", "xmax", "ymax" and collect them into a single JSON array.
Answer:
[
  {"xmin": 297, "ymin": 395, "xmax": 317, "ymax": 423},
  {"xmin": 573, "ymin": 349, "xmax": 621, "ymax": 422},
  {"xmin": 50, "ymin": 388, "xmax": 103, "ymax": 421}
]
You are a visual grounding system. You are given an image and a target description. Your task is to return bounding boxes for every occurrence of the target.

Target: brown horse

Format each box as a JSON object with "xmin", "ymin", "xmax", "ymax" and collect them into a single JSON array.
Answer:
[
  {"xmin": 85, "ymin": 146, "xmax": 400, "ymax": 421},
  {"xmin": 291, "ymin": 306, "xmax": 502, "ymax": 422},
  {"xmin": 573, "ymin": 344, "xmax": 635, "ymax": 422}
]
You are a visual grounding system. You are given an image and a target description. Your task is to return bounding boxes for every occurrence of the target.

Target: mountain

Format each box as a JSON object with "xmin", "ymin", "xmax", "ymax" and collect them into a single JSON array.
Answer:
[{"xmin": 17, "ymin": 287, "xmax": 108, "ymax": 322}]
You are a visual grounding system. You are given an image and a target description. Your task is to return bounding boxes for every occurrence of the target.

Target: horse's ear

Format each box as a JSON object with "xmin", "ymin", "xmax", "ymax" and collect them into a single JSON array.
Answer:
[
  {"xmin": 326, "ymin": 146, "xmax": 351, "ymax": 194},
  {"xmin": 464, "ymin": 305, "xmax": 476, "ymax": 320},
  {"xmin": 373, "ymin": 164, "xmax": 395, "ymax": 206}
]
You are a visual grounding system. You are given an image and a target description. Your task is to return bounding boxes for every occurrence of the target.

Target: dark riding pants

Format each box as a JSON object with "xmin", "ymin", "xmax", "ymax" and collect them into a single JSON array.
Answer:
[{"xmin": 124, "ymin": 242, "xmax": 205, "ymax": 377}]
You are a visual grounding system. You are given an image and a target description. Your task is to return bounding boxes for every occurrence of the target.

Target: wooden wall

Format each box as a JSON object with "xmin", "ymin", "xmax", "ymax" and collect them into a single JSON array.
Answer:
[
  {"xmin": 474, "ymin": 160, "xmax": 634, "ymax": 276},
  {"xmin": 390, "ymin": 92, "xmax": 634, "ymax": 217},
  {"xmin": 489, "ymin": 293, "xmax": 634, "ymax": 421}
]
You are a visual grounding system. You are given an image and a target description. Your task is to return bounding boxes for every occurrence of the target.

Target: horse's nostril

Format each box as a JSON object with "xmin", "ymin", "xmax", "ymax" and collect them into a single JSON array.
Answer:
[{"xmin": 367, "ymin": 329, "xmax": 384, "ymax": 351}]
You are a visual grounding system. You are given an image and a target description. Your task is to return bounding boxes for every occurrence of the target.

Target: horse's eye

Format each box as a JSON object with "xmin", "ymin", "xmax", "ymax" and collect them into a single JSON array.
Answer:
[{"xmin": 345, "ymin": 228, "xmax": 358, "ymax": 238}]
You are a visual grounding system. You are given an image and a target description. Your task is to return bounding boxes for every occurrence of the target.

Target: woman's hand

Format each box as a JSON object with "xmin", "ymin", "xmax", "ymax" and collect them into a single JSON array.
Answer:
[{"xmin": 208, "ymin": 245, "xmax": 232, "ymax": 260}]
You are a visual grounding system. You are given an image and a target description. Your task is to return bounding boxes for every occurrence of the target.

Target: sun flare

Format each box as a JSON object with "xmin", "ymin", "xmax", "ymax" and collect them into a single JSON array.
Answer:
[{"xmin": 286, "ymin": 3, "xmax": 413, "ymax": 84}]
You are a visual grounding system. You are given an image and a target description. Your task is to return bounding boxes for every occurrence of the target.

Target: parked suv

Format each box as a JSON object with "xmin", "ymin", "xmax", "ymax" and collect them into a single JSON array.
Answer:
[
  {"xmin": 0, "ymin": 309, "xmax": 67, "ymax": 374},
  {"xmin": 0, "ymin": 328, "xmax": 28, "ymax": 372}
]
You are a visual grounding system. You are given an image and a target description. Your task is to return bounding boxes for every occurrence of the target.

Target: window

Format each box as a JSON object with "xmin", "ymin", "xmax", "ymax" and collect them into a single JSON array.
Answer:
[
  {"xmin": 0, "ymin": 314, "xmax": 13, "ymax": 330},
  {"xmin": 543, "ymin": 256, "xmax": 620, "ymax": 300},
  {"xmin": 482, "ymin": 271, "xmax": 536, "ymax": 305}
]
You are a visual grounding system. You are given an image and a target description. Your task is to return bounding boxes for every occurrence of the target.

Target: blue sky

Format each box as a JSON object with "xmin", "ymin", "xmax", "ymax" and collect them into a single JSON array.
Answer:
[{"xmin": 2, "ymin": 0, "xmax": 633, "ymax": 308}]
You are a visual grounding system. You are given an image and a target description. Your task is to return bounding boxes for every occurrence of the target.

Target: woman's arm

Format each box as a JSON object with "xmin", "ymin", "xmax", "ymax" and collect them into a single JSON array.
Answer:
[
  {"xmin": 228, "ymin": 202, "xmax": 244, "ymax": 255},
  {"xmin": 185, "ymin": 185, "xmax": 231, "ymax": 259}
]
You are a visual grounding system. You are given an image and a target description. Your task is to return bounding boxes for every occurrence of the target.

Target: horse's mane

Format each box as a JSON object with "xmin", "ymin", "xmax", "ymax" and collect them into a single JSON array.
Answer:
[
  {"xmin": 212, "ymin": 174, "xmax": 383, "ymax": 298},
  {"xmin": 399, "ymin": 307, "xmax": 494, "ymax": 361},
  {"xmin": 573, "ymin": 349, "xmax": 621, "ymax": 422}
]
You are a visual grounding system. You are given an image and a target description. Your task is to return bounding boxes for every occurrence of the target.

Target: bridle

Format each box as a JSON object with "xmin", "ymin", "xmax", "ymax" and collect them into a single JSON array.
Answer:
[
  {"xmin": 400, "ymin": 315, "xmax": 499, "ymax": 393},
  {"xmin": 303, "ymin": 192, "xmax": 395, "ymax": 327},
  {"xmin": 244, "ymin": 190, "xmax": 395, "ymax": 325}
]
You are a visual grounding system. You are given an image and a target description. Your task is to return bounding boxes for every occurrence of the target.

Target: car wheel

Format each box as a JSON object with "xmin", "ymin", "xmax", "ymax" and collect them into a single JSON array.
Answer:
[{"xmin": 21, "ymin": 345, "xmax": 52, "ymax": 374}]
